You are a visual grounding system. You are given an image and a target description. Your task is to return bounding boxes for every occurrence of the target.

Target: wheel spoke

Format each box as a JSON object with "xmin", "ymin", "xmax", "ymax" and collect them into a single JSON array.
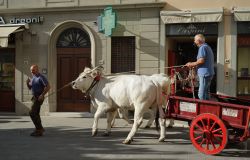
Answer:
[
  {"xmin": 207, "ymin": 117, "xmax": 210, "ymax": 130},
  {"xmin": 213, "ymin": 134, "xmax": 223, "ymax": 138},
  {"xmin": 206, "ymin": 139, "xmax": 209, "ymax": 150},
  {"xmin": 200, "ymin": 119, "xmax": 206, "ymax": 129},
  {"xmin": 209, "ymin": 139, "xmax": 216, "ymax": 149},
  {"xmin": 195, "ymin": 135, "xmax": 202, "ymax": 141},
  {"xmin": 212, "ymin": 128, "xmax": 222, "ymax": 133},
  {"xmin": 209, "ymin": 121, "xmax": 216, "ymax": 131},
  {"xmin": 212, "ymin": 136, "xmax": 222, "ymax": 145},
  {"xmin": 199, "ymin": 138, "xmax": 206, "ymax": 146},
  {"xmin": 195, "ymin": 123, "xmax": 204, "ymax": 132},
  {"xmin": 194, "ymin": 130, "xmax": 203, "ymax": 134}
]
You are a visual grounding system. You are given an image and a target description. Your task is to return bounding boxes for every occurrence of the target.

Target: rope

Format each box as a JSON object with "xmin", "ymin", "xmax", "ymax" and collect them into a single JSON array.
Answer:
[
  {"xmin": 44, "ymin": 65, "xmax": 186, "ymax": 98},
  {"xmin": 189, "ymin": 68, "xmax": 195, "ymax": 99},
  {"xmin": 104, "ymin": 65, "xmax": 186, "ymax": 75},
  {"xmin": 44, "ymin": 81, "xmax": 72, "ymax": 98}
]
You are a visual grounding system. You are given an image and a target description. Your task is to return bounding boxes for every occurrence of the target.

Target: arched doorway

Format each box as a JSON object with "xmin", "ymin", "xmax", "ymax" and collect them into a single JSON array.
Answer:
[{"xmin": 56, "ymin": 27, "xmax": 91, "ymax": 112}]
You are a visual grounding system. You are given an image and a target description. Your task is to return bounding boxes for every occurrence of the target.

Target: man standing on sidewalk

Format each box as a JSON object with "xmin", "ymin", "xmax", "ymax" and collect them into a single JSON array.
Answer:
[{"xmin": 26, "ymin": 64, "xmax": 50, "ymax": 136}]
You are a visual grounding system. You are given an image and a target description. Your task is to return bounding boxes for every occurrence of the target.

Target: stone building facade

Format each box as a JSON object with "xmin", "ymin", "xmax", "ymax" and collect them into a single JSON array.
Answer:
[{"xmin": 1, "ymin": 0, "xmax": 250, "ymax": 115}]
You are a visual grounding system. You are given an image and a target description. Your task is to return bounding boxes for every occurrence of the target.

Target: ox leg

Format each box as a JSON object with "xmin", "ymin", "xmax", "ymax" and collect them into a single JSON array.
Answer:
[
  {"xmin": 158, "ymin": 118, "xmax": 166, "ymax": 142},
  {"xmin": 103, "ymin": 111, "xmax": 117, "ymax": 136},
  {"xmin": 123, "ymin": 108, "xmax": 143, "ymax": 144},
  {"xmin": 111, "ymin": 110, "xmax": 118, "ymax": 128},
  {"xmin": 167, "ymin": 118, "xmax": 175, "ymax": 128},
  {"xmin": 145, "ymin": 108, "xmax": 155, "ymax": 128},
  {"xmin": 92, "ymin": 106, "xmax": 105, "ymax": 137},
  {"xmin": 118, "ymin": 108, "xmax": 133, "ymax": 125}
]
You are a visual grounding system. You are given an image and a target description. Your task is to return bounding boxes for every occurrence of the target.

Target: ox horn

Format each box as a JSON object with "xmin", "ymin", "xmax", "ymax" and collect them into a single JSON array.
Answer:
[{"xmin": 91, "ymin": 65, "xmax": 104, "ymax": 71}]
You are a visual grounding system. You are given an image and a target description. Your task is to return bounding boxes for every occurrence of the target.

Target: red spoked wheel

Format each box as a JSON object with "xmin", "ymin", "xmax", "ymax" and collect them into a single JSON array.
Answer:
[{"xmin": 189, "ymin": 113, "xmax": 228, "ymax": 155}]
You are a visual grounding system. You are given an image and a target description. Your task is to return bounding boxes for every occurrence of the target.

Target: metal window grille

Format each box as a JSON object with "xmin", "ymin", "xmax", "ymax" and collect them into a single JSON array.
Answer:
[{"xmin": 111, "ymin": 36, "xmax": 135, "ymax": 73}]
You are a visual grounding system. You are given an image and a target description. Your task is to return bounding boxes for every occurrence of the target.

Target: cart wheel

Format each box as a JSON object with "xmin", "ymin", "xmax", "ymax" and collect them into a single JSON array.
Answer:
[{"xmin": 189, "ymin": 113, "xmax": 228, "ymax": 155}]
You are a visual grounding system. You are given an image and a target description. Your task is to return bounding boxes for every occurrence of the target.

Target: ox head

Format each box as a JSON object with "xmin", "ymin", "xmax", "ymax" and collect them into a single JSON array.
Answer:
[{"xmin": 72, "ymin": 66, "xmax": 104, "ymax": 93}]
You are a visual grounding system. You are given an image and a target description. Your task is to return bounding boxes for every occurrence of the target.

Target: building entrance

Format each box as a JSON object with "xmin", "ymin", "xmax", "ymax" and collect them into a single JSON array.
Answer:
[
  {"xmin": 56, "ymin": 28, "xmax": 91, "ymax": 112},
  {"xmin": 166, "ymin": 37, "xmax": 217, "ymax": 94}
]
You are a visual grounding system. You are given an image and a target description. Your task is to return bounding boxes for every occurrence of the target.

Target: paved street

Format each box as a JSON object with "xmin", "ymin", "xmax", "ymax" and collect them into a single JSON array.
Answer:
[{"xmin": 0, "ymin": 114, "xmax": 250, "ymax": 160}]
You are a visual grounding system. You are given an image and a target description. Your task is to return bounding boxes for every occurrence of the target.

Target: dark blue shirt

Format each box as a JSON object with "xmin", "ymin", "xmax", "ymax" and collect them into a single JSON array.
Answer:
[
  {"xmin": 30, "ymin": 73, "xmax": 48, "ymax": 97},
  {"xmin": 197, "ymin": 43, "xmax": 215, "ymax": 77}
]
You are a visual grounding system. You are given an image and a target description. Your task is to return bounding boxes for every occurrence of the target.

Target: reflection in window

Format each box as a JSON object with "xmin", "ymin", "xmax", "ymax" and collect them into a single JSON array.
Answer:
[{"xmin": 56, "ymin": 28, "xmax": 91, "ymax": 48}]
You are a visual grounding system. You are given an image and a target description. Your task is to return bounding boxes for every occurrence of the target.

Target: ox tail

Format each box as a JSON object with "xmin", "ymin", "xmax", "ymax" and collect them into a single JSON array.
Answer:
[
  {"xmin": 151, "ymin": 80, "xmax": 162, "ymax": 131},
  {"xmin": 155, "ymin": 106, "xmax": 160, "ymax": 131}
]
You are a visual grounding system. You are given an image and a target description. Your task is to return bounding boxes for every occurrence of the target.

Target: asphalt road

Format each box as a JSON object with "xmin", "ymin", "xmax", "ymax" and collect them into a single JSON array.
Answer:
[{"xmin": 0, "ymin": 114, "xmax": 250, "ymax": 160}]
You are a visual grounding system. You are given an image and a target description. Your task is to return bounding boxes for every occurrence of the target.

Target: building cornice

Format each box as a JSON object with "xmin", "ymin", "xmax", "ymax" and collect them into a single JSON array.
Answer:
[{"xmin": 0, "ymin": 2, "xmax": 166, "ymax": 14}]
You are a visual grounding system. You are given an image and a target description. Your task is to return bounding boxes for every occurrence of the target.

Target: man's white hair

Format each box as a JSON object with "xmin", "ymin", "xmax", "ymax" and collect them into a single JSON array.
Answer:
[{"xmin": 195, "ymin": 34, "xmax": 205, "ymax": 43}]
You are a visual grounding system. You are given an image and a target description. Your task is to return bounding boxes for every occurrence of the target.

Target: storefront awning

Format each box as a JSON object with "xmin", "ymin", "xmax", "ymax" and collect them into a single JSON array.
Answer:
[
  {"xmin": 0, "ymin": 24, "xmax": 29, "ymax": 47},
  {"xmin": 160, "ymin": 8, "xmax": 223, "ymax": 24},
  {"xmin": 233, "ymin": 8, "xmax": 250, "ymax": 21}
]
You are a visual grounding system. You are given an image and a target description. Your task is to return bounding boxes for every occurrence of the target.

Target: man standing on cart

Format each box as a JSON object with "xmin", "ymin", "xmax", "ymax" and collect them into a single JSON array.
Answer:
[{"xmin": 185, "ymin": 34, "xmax": 214, "ymax": 100}]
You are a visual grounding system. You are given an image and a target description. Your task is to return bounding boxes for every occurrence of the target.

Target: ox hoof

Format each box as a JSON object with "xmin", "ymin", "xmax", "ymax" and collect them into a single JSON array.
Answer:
[
  {"xmin": 167, "ymin": 125, "xmax": 173, "ymax": 129},
  {"xmin": 92, "ymin": 130, "xmax": 98, "ymax": 137},
  {"xmin": 158, "ymin": 137, "xmax": 165, "ymax": 142},
  {"xmin": 102, "ymin": 131, "xmax": 111, "ymax": 137},
  {"xmin": 138, "ymin": 121, "xmax": 143, "ymax": 127},
  {"xmin": 144, "ymin": 125, "xmax": 151, "ymax": 129},
  {"xmin": 128, "ymin": 120, "xmax": 134, "ymax": 124},
  {"xmin": 122, "ymin": 139, "xmax": 132, "ymax": 144}
]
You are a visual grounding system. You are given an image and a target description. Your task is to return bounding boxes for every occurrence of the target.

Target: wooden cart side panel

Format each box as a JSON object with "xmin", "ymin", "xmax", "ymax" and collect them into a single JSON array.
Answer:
[
  {"xmin": 199, "ymin": 103, "xmax": 221, "ymax": 116},
  {"xmin": 168, "ymin": 96, "xmax": 250, "ymax": 129},
  {"xmin": 221, "ymin": 108, "xmax": 244, "ymax": 126}
]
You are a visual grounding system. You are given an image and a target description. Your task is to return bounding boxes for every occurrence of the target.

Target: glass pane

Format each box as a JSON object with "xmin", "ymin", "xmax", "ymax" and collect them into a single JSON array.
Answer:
[
  {"xmin": 56, "ymin": 28, "xmax": 91, "ymax": 48},
  {"xmin": 0, "ymin": 52, "xmax": 15, "ymax": 91}
]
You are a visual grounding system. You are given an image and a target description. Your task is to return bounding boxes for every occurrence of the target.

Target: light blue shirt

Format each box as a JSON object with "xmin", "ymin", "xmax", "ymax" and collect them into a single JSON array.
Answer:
[{"xmin": 197, "ymin": 43, "xmax": 215, "ymax": 77}]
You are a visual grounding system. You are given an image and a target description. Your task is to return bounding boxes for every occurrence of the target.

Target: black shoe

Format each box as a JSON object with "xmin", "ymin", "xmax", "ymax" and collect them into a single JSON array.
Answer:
[
  {"xmin": 30, "ymin": 128, "xmax": 44, "ymax": 137},
  {"xmin": 30, "ymin": 131, "xmax": 43, "ymax": 137}
]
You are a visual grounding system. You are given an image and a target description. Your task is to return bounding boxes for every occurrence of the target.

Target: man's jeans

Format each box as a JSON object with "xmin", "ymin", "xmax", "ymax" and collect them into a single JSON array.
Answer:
[
  {"xmin": 29, "ymin": 96, "xmax": 44, "ymax": 130},
  {"xmin": 198, "ymin": 75, "xmax": 213, "ymax": 100}
]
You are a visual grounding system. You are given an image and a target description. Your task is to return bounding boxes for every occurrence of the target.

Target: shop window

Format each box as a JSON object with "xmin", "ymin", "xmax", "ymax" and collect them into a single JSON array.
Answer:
[
  {"xmin": 237, "ymin": 36, "xmax": 250, "ymax": 98},
  {"xmin": 0, "ymin": 50, "xmax": 15, "ymax": 91},
  {"xmin": 56, "ymin": 28, "xmax": 90, "ymax": 48},
  {"xmin": 0, "ymin": 49, "xmax": 15, "ymax": 112},
  {"xmin": 111, "ymin": 36, "xmax": 135, "ymax": 73}
]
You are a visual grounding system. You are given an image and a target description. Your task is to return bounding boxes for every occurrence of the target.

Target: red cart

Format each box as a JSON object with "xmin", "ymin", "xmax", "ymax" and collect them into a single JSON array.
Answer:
[{"xmin": 164, "ymin": 67, "xmax": 250, "ymax": 155}]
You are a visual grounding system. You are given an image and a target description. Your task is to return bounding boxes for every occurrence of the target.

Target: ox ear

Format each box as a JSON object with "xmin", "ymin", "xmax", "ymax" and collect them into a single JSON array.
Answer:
[{"xmin": 90, "ymin": 65, "xmax": 104, "ymax": 78}]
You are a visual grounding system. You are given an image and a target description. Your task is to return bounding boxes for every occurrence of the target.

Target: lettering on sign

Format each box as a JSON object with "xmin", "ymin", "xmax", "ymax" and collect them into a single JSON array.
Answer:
[
  {"xmin": 180, "ymin": 101, "xmax": 196, "ymax": 113},
  {"xmin": 177, "ymin": 24, "xmax": 205, "ymax": 35},
  {"xmin": 0, "ymin": 16, "xmax": 5, "ymax": 24},
  {"xmin": 222, "ymin": 108, "xmax": 238, "ymax": 117},
  {"xmin": 166, "ymin": 23, "xmax": 218, "ymax": 36},
  {"xmin": 0, "ymin": 16, "xmax": 43, "ymax": 25}
]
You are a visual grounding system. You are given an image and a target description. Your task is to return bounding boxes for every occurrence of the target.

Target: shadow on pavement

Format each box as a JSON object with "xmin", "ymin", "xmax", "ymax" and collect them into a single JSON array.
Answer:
[{"xmin": 0, "ymin": 126, "xmax": 192, "ymax": 160}]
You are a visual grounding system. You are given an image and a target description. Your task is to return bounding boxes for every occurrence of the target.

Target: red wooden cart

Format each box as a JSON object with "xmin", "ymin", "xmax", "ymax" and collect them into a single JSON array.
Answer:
[{"xmin": 164, "ymin": 67, "xmax": 250, "ymax": 155}]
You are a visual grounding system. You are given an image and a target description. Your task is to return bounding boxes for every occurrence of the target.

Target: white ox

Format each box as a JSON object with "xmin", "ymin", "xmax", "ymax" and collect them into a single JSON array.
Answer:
[{"xmin": 72, "ymin": 66, "xmax": 170, "ymax": 144}]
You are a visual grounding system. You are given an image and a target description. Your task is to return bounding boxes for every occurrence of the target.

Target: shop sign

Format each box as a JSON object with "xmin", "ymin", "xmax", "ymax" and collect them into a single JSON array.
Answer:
[
  {"xmin": 97, "ymin": 6, "xmax": 116, "ymax": 36},
  {"xmin": 0, "ymin": 16, "xmax": 43, "ymax": 25},
  {"xmin": 179, "ymin": 101, "xmax": 196, "ymax": 113},
  {"xmin": 166, "ymin": 23, "xmax": 218, "ymax": 36},
  {"xmin": 222, "ymin": 108, "xmax": 238, "ymax": 117}
]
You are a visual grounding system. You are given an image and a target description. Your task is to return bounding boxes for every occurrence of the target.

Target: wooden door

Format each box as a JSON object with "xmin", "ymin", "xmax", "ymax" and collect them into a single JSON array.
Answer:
[{"xmin": 57, "ymin": 48, "xmax": 91, "ymax": 112}]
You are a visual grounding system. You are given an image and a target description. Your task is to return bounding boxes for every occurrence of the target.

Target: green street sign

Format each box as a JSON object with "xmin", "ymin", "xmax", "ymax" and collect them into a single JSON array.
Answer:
[{"xmin": 98, "ymin": 6, "xmax": 116, "ymax": 36}]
